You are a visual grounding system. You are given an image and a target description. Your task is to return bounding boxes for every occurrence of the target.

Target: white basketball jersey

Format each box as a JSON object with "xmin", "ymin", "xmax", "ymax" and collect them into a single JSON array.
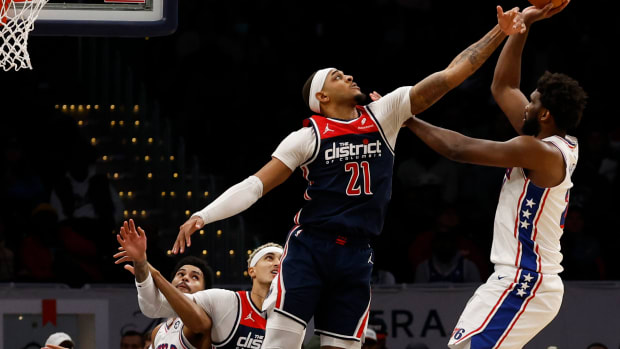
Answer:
[
  {"xmin": 153, "ymin": 317, "xmax": 197, "ymax": 349},
  {"xmin": 491, "ymin": 135, "xmax": 578, "ymax": 274}
]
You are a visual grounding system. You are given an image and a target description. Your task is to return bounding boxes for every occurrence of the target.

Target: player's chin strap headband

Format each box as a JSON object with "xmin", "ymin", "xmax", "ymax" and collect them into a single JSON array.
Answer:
[
  {"xmin": 250, "ymin": 246, "xmax": 284, "ymax": 267},
  {"xmin": 309, "ymin": 67, "xmax": 335, "ymax": 114}
]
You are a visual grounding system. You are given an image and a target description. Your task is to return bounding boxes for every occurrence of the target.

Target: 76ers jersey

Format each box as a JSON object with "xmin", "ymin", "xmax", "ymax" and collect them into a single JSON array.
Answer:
[
  {"xmin": 213, "ymin": 291, "xmax": 266, "ymax": 349},
  {"xmin": 153, "ymin": 317, "xmax": 197, "ymax": 349},
  {"xmin": 491, "ymin": 135, "xmax": 578, "ymax": 274},
  {"xmin": 294, "ymin": 106, "xmax": 394, "ymax": 237}
]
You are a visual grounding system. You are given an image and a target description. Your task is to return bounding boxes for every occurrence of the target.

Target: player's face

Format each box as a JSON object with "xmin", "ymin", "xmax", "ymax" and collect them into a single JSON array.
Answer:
[
  {"xmin": 172, "ymin": 265, "xmax": 205, "ymax": 293},
  {"xmin": 249, "ymin": 252, "xmax": 282, "ymax": 285},
  {"xmin": 322, "ymin": 69, "xmax": 365, "ymax": 105},
  {"xmin": 522, "ymin": 90, "xmax": 545, "ymax": 136}
]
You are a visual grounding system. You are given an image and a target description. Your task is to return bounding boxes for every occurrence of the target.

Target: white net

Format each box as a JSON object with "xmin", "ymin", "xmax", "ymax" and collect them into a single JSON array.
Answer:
[{"xmin": 0, "ymin": 0, "xmax": 48, "ymax": 71}]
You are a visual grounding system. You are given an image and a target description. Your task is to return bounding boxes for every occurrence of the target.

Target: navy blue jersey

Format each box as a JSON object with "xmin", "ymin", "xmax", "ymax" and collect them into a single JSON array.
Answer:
[{"xmin": 293, "ymin": 106, "xmax": 394, "ymax": 237}]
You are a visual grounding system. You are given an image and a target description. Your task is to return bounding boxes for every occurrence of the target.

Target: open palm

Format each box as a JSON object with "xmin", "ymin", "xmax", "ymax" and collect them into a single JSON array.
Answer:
[{"xmin": 114, "ymin": 219, "xmax": 147, "ymax": 266}]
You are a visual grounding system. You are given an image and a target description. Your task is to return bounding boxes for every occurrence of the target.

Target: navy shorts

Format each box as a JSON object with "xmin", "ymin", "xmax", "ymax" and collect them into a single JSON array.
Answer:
[{"xmin": 272, "ymin": 225, "xmax": 374, "ymax": 342}]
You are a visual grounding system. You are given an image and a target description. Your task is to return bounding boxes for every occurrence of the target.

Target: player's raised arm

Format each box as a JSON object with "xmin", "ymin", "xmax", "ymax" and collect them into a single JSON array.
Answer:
[
  {"xmin": 405, "ymin": 117, "xmax": 561, "ymax": 174},
  {"xmin": 173, "ymin": 158, "xmax": 293, "ymax": 254},
  {"xmin": 408, "ymin": 6, "xmax": 525, "ymax": 116},
  {"xmin": 149, "ymin": 264, "xmax": 213, "ymax": 336},
  {"xmin": 114, "ymin": 219, "xmax": 176, "ymax": 318},
  {"xmin": 491, "ymin": 1, "xmax": 570, "ymax": 133}
]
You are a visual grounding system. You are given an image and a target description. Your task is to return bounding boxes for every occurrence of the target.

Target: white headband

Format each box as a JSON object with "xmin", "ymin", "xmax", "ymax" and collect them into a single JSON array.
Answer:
[
  {"xmin": 309, "ymin": 67, "xmax": 335, "ymax": 114},
  {"xmin": 250, "ymin": 246, "xmax": 283, "ymax": 267}
]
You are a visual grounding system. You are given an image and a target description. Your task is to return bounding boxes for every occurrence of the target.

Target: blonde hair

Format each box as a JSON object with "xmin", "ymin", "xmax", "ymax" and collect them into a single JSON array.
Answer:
[{"xmin": 247, "ymin": 242, "xmax": 283, "ymax": 268}]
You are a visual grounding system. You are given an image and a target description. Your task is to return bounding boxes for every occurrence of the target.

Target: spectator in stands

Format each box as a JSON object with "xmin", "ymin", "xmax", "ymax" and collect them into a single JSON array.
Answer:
[
  {"xmin": 18, "ymin": 204, "xmax": 58, "ymax": 281},
  {"xmin": 120, "ymin": 330, "xmax": 144, "ymax": 349},
  {"xmin": 43, "ymin": 332, "xmax": 74, "ymax": 349},
  {"xmin": 371, "ymin": 266, "xmax": 396, "ymax": 286},
  {"xmin": 368, "ymin": 318, "xmax": 389, "ymax": 349},
  {"xmin": 409, "ymin": 205, "xmax": 483, "ymax": 283},
  {"xmin": 49, "ymin": 140, "xmax": 123, "ymax": 285},
  {"xmin": 362, "ymin": 328, "xmax": 378, "ymax": 349},
  {"xmin": 142, "ymin": 332, "xmax": 152, "ymax": 349},
  {"xmin": 560, "ymin": 205, "xmax": 606, "ymax": 280},
  {"xmin": 414, "ymin": 228, "xmax": 481, "ymax": 283},
  {"xmin": 586, "ymin": 343, "xmax": 607, "ymax": 349},
  {"xmin": 49, "ymin": 140, "xmax": 123, "ymax": 232}
]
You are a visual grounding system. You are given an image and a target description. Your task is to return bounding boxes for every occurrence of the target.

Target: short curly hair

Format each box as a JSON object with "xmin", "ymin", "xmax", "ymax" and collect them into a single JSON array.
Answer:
[
  {"xmin": 536, "ymin": 71, "xmax": 588, "ymax": 132},
  {"xmin": 171, "ymin": 256, "xmax": 214, "ymax": 290},
  {"xmin": 247, "ymin": 242, "xmax": 283, "ymax": 269}
]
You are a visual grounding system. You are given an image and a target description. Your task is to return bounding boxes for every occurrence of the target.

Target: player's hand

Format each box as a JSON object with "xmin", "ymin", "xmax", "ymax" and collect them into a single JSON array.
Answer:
[
  {"xmin": 522, "ymin": 0, "xmax": 570, "ymax": 26},
  {"xmin": 172, "ymin": 215, "xmax": 204, "ymax": 254},
  {"xmin": 369, "ymin": 91, "xmax": 382, "ymax": 101},
  {"xmin": 113, "ymin": 247, "xmax": 137, "ymax": 275},
  {"xmin": 114, "ymin": 219, "xmax": 147, "ymax": 265},
  {"xmin": 497, "ymin": 6, "xmax": 526, "ymax": 35}
]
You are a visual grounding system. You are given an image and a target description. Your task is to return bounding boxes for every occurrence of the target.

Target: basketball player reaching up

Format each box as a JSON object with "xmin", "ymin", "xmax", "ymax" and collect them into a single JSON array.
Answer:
[
  {"xmin": 172, "ymin": 6, "xmax": 526, "ymax": 349},
  {"xmin": 405, "ymin": 2, "xmax": 588, "ymax": 348},
  {"xmin": 115, "ymin": 220, "xmax": 214, "ymax": 349},
  {"xmin": 115, "ymin": 219, "xmax": 284, "ymax": 349}
]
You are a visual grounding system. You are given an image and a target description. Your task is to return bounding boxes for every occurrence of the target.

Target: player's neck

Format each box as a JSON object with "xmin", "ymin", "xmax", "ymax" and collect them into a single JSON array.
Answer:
[
  {"xmin": 250, "ymin": 282, "xmax": 270, "ymax": 310},
  {"xmin": 322, "ymin": 104, "xmax": 358, "ymax": 121},
  {"xmin": 537, "ymin": 128, "xmax": 565, "ymax": 140}
]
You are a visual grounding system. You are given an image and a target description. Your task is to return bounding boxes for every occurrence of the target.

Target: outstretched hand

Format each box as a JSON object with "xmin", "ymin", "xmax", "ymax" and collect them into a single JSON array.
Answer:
[
  {"xmin": 172, "ymin": 215, "xmax": 204, "ymax": 254},
  {"xmin": 497, "ymin": 6, "xmax": 526, "ymax": 35},
  {"xmin": 522, "ymin": 0, "xmax": 570, "ymax": 25},
  {"xmin": 369, "ymin": 91, "xmax": 382, "ymax": 102},
  {"xmin": 113, "ymin": 219, "xmax": 147, "ymax": 274}
]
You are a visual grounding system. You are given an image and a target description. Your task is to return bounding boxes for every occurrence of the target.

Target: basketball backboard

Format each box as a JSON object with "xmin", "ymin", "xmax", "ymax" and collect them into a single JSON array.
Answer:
[{"xmin": 30, "ymin": 0, "xmax": 177, "ymax": 37}]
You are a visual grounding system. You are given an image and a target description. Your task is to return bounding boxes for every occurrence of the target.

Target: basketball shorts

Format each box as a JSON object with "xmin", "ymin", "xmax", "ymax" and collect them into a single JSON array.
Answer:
[
  {"xmin": 448, "ymin": 265, "xmax": 564, "ymax": 349},
  {"xmin": 263, "ymin": 225, "xmax": 374, "ymax": 342}
]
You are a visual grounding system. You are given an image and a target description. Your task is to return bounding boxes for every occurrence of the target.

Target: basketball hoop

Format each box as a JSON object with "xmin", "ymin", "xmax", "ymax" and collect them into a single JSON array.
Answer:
[{"xmin": 1, "ymin": 0, "xmax": 48, "ymax": 71}]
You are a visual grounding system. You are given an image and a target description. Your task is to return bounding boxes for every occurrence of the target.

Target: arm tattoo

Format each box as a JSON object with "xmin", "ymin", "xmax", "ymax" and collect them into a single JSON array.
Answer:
[
  {"xmin": 411, "ymin": 26, "xmax": 506, "ymax": 114},
  {"xmin": 448, "ymin": 26, "xmax": 505, "ymax": 71}
]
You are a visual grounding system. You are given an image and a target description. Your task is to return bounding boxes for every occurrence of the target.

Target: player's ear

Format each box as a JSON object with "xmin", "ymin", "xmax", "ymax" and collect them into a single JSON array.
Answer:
[
  {"xmin": 247, "ymin": 267, "xmax": 256, "ymax": 279},
  {"xmin": 316, "ymin": 91, "xmax": 329, "ymax": 104}
]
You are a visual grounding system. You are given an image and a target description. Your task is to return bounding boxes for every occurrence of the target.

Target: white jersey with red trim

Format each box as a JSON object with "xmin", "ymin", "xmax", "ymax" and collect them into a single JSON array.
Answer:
[
  {"xmin": 153, "ymin": 317, "xmax": 197, "ymax": 349},
  {"xmin": 490, "ymin": 135, "xmax": 578, "ymax": 274}
]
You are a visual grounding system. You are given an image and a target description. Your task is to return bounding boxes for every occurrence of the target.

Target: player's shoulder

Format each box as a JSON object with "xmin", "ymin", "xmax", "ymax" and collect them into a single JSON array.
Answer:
[
  {"xmin": 193, "ymin": 288, "xmax": 237, "ymax": 302},
  {"xmin": 285, "ymin": 123, "xmax": 316, "ymax": 142}
]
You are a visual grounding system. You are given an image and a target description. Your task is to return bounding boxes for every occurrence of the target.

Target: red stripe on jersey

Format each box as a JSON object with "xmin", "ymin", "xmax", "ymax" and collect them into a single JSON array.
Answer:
[{"xmin": 355, "ymin": 305, "xmax": 370, "ymax": 339}]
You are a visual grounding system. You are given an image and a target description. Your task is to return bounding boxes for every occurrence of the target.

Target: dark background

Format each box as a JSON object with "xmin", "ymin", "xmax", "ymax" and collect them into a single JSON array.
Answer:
[{"xmin": 1, "ymin": 0, "xmax": 618, "ymax": 286}]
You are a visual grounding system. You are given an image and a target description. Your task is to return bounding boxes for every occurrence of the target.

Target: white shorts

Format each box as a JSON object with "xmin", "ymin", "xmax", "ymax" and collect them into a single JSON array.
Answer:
[{"xmin": 448, "ymin": 266, "xmax": 563, "ymax": 349}]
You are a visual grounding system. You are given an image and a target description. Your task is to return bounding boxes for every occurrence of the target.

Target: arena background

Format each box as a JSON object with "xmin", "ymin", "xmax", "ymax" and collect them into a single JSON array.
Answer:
[{"xmin": 1, "ymin": 0, "xmax": 619, "ymax": 347}]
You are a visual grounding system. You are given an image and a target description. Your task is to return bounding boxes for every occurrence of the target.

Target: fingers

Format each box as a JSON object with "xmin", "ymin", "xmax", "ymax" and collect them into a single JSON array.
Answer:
[
  {"xmin": 496, "ymin": 5, "xmax": 504, "ymax": 17},
  {"xmin": 173, "ymin": 234, "xmax": 184, "ymax": 254},
  {"xmin": 129, "ymin": 218, "xmax": 136, "ymax": 234},
  {"xmin": 116, "ymin": 233, "xmax": 125, "ymax": 247},
  {"xmin": 137, "ymin": 226, "xmax": 147, "ymax": 240},
  {"xmin": 114, "ymin": 256, "xmax": 133, "ymax": 264},
  {"xmin": 113, "ymin": 251, "xmax": 127, "ymax": 259},
  {"xmin": 124, "ymin": 264, "xmax": 136, "ymax": 275}
]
